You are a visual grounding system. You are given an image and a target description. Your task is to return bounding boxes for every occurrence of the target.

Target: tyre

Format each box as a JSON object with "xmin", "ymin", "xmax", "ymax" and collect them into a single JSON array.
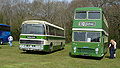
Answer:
[
  {"xmin": 69, "ymin": 52, "xmax": 77, "ymax": 58},
  {"xmin": 60, "ymin": 42, "xmax": 63, "ymax": 49},
  {"xmin": 49, "ymin": 43, "xmax": 53, "ymax": 53}
]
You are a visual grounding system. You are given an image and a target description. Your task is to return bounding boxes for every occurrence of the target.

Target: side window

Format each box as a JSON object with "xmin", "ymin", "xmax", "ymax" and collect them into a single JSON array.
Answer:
[
  {"xmin": 49, "ymin": 26, "xmax": 55, "ymax": 35},
  {"xmin": 55, "ymin": 28, "xmax": 58, "ymax": 36},
  {"xmin": 46, "ymin": 25, "xmax": 49, "ymax": 35},
  {"xmin": 56, "ymin": 28, "xmax": 61, "ymax": 36},
  {"xmin": 56, "ymin": 29, "xmax": 64, "ymax": 36}
]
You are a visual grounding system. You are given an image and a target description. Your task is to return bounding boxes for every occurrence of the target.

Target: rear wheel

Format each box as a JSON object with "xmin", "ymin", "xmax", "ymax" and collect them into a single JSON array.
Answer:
[
  {"xmin": 60, "ymin": 42, "xmax": 63, "ymax": 49},
  {"xmin": 49, "ymin": 43, "xmax": 53, "ymax": 53}
]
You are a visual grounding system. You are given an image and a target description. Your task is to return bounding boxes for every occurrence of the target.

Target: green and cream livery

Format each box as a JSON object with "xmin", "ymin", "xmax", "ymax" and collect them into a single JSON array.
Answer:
[
  {"xmin": 70, "ymin": 7, "xmax": 109, "ymax": 58},
  {"xmin": 19, "ymin": 20, "xmax": 65, "ymax": 52}
]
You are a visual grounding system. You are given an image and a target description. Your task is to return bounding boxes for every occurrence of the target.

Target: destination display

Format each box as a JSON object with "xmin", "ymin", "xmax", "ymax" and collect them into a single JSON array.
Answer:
[
  {"xmin": 27, "ymin": 36, "xmax": 36, "ymax": 39},
  {"xmin": 79, "ymin": 22, "xmax": 96, "ymax": 26}
]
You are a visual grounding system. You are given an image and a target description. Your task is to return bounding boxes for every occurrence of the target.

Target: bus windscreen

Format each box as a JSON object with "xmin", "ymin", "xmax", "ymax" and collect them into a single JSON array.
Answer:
[
  {"xmin": 21, "ymin": 24, "xmax": 45, "ymax": 34},
  {"xmin": 74, "ymin": 32, "xmax": 100, "ymax": 42}
]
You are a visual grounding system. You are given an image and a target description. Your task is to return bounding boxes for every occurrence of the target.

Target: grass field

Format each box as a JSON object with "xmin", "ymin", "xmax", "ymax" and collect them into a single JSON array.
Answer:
[{"xmin": 0, "ymin": 41, "xmax": 120, "ymax": 68}]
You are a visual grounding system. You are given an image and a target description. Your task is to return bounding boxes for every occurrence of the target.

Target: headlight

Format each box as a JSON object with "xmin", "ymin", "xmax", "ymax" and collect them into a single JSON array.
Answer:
[
  {"xmin": 41, "ymin": 45, "xmax": 44, "ymax": 50},
  {"xmin": 20, "ymin": 45, "xmax": 22, "ymax": 47},
  {"xmin": 73, "ymin": 47, "xmax": 77, "ymax": 53},
  {"xmin": 95, "ymin": 48, "xmax": 99, "ymax": 52}
]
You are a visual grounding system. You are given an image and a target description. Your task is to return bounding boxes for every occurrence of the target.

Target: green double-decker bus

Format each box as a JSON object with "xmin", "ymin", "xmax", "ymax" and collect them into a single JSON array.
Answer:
[
  {"xmin": 19, "ymin": 20, "xmax": 65, "ymax": 53},
  {"xmin": 70, "ymin": 7, "xmax": 108, "ymax": 57}
]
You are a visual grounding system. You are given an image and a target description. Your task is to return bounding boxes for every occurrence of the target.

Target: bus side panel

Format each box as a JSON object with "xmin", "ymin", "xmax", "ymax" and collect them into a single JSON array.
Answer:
[
  {"xmin": 43, "ymin": 45, "xmax": 50, "ymax": 52},
  {"xmin": 47, "ymin": 36, "xmax": 65, "ymax": 51},
  {"xmin": 71, "ymin": 42, "xmax": 104, "ymax": 57}
]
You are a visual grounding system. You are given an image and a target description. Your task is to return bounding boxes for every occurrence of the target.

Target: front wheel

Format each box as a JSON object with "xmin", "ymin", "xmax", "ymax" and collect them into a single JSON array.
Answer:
[{"xmin": 69, "ymin": 52, "xmax": 77, "ymax": 58}]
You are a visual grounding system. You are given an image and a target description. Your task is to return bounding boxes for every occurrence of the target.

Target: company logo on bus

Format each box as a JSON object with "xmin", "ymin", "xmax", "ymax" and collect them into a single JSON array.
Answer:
[
  {"xmin": 79, "ymin": 22, "xmax": 96, "ymax": 26},
  {"xmin": 27, "ymin": 36, "xmax": 36, "ymax": 39}
]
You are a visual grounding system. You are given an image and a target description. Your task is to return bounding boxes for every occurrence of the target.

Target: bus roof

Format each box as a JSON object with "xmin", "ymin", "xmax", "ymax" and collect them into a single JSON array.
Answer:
[
  {"xmin": 75, "ymin": 7, "xmax": 102, "ymax": 11},
  {"xmin": 0, "ymin": 24, "xmax": 10, "ymax": 27},
  {"xmin": 22, "ymin": 20, "xmax": 64, "ymax": 30}
]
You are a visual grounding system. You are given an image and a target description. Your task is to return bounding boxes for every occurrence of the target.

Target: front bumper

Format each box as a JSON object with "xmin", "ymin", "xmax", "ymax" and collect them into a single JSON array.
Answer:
[{"xmin": 19, "ymin": 44, "xmax": 44, "ymax": 51}]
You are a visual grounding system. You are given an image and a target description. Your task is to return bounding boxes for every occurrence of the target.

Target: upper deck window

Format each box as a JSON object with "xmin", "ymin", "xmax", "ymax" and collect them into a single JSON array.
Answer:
[
  {"xmin": 75, "ymin": 11, "xmax": 101, "ymax": 19},
  {"xmin": 75, "ymin": 11, "xmax": 87, "ymax": 19},
  {"xmin": 88, "ymin": 11, "xmax": 100, "ymax": 19}
]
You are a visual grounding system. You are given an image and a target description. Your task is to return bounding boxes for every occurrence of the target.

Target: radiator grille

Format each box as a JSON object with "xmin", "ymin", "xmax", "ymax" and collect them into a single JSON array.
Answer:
[
  {"xmin": 20, "ymin": 40, "xmax": 44, "ymax": 44},
  {"xmin": 77, "ymin": 48, "xmax": 95, "ymax": 53}
]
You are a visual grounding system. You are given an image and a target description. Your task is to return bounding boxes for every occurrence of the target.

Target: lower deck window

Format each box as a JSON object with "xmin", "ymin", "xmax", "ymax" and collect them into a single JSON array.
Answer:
[{"xmin": 73, "ymin": 31, "xmax": 100, "ymax": 42}]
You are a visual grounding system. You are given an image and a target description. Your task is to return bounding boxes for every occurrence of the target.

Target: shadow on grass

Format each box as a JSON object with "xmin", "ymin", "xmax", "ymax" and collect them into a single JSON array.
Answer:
[
  {"xmin": 105, "ymin": 56, "xmax": 110, "ymax": 59},
  {"xmin": 21, "ymin": 51, "xmax": 48, "ymax": 55},
  {"xmin": 20, "ymin": 48, "xmax": 64, "ymax": 55},
  {"xmin": 70, "ymin": 55, "xmax": 103, "ymax": 60}
]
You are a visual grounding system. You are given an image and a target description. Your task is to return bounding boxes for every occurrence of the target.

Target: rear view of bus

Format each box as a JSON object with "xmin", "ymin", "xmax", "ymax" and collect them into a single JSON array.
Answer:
[
  {"xmin": 0, "ymin": 24, "xmax": 10, "ymax": 45},
  {"xmin": 19, "ymin": 20, "xmax": 65, "ymax": 53},
  {"xmin": 70, "ymin": 7, "xmax": 108, "ymax": 58}
]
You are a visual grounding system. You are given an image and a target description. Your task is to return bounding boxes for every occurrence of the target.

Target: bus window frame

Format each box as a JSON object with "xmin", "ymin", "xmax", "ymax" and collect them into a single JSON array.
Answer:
[
  {"xmin": 44, "ymin": 24, "xmax": 47, "ymax": 35},
  {"xmin": 72, "ymin": 31, "xmax": 101, "ymax": 43},
  {"xmin": 21, "ymin": 23, "xmax": 45, "ymax": 35},
  {"xmin": 88, "ymin": 11, "xmax": 101, "ymax": 20},
  {"xmin": 74, "ymin": 10, "xmax": 102, "ymax": 20},
  {"xmin": 47, "ymin": 24, "xmax": 64, "ymax": 37}
]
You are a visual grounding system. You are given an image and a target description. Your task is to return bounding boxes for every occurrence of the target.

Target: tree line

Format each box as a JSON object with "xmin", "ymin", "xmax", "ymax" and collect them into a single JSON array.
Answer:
[{"xmin": 0, "ymin": 0, "xmax": 120, "ymax": 48}]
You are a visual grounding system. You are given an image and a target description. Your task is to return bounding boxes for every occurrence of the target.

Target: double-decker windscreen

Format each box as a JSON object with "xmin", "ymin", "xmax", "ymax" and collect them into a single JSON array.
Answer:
[
  {"xmin": 21, "ymin": 24, "xmax": 45, "ymax": 34},
  {"xmin": 75, "ymin": 11, "xmax": 100, "ymax": 19},
  {"xmin": 73, "ymin": 32, "xmax": 100, "ymax": 42}
]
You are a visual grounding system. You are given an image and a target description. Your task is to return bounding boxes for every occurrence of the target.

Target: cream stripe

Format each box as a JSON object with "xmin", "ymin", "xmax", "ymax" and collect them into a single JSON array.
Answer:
[
  {"xmin": 20, "ymin": 34, "xmax": 65, "ymax": 38},
  {"xmin": 72, "ymin": 28, "xmax": 108, "ymax": 36}
]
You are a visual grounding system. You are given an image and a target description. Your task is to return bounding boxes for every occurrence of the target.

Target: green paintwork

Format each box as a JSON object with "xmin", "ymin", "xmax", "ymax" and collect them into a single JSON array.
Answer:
[
  {"xmin": 71, "ymin": 7, "xmax": 108, "ymax": 57},
  {"xmin": 43, "ymin": 45, "xmax": 50, "ymax": 52},
  {"xmin": 20, "ymin": 35, "xmax": 47, "ymax": 39},
  {"xmin": 44, "ymin": 44, "xmax": 65, "ymax": 52},
  {"xmin": 20, "ymin": 35, "xmax": 65, "ymax": 40},
  {"xmin": 73, "ymin": 20, "xmax": 102, "ymax": 29},
  {"xmin": 43, "ymin": 45, "xmax": 62, "ymax": 52},
  {"xmin": 75, "ymin": 7, "xmax": 102, "ymax": 11},
  {"xmin": 71, "ymin": 42, "xmax": 102, "ymax": 57},
  {"xmin": 47, "ymin": 36, "xmax": 65, "ymax": 40},
  {"xmin": 71, "ymin": 40, "xmax": 108, "ymax": 57},
  {"xmin": 20, "ymin": 34, "xmax": 65, "ymax": 52}
]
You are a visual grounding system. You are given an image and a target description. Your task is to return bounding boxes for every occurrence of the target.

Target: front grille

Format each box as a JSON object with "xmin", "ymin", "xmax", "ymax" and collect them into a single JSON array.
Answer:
[
  {"xmin": 77, "ymin": 48, "xmax": 95, "ymax": 53},
  {"xmin": 20, "ymin": 40, "xmax": 44, "ymax": 44}
]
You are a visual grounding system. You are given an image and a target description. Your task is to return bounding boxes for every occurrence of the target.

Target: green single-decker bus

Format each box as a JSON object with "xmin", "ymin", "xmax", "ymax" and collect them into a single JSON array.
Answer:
[{"xmin": 19, "ymin": 20, "xmax": 65, "ymax": 53}]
